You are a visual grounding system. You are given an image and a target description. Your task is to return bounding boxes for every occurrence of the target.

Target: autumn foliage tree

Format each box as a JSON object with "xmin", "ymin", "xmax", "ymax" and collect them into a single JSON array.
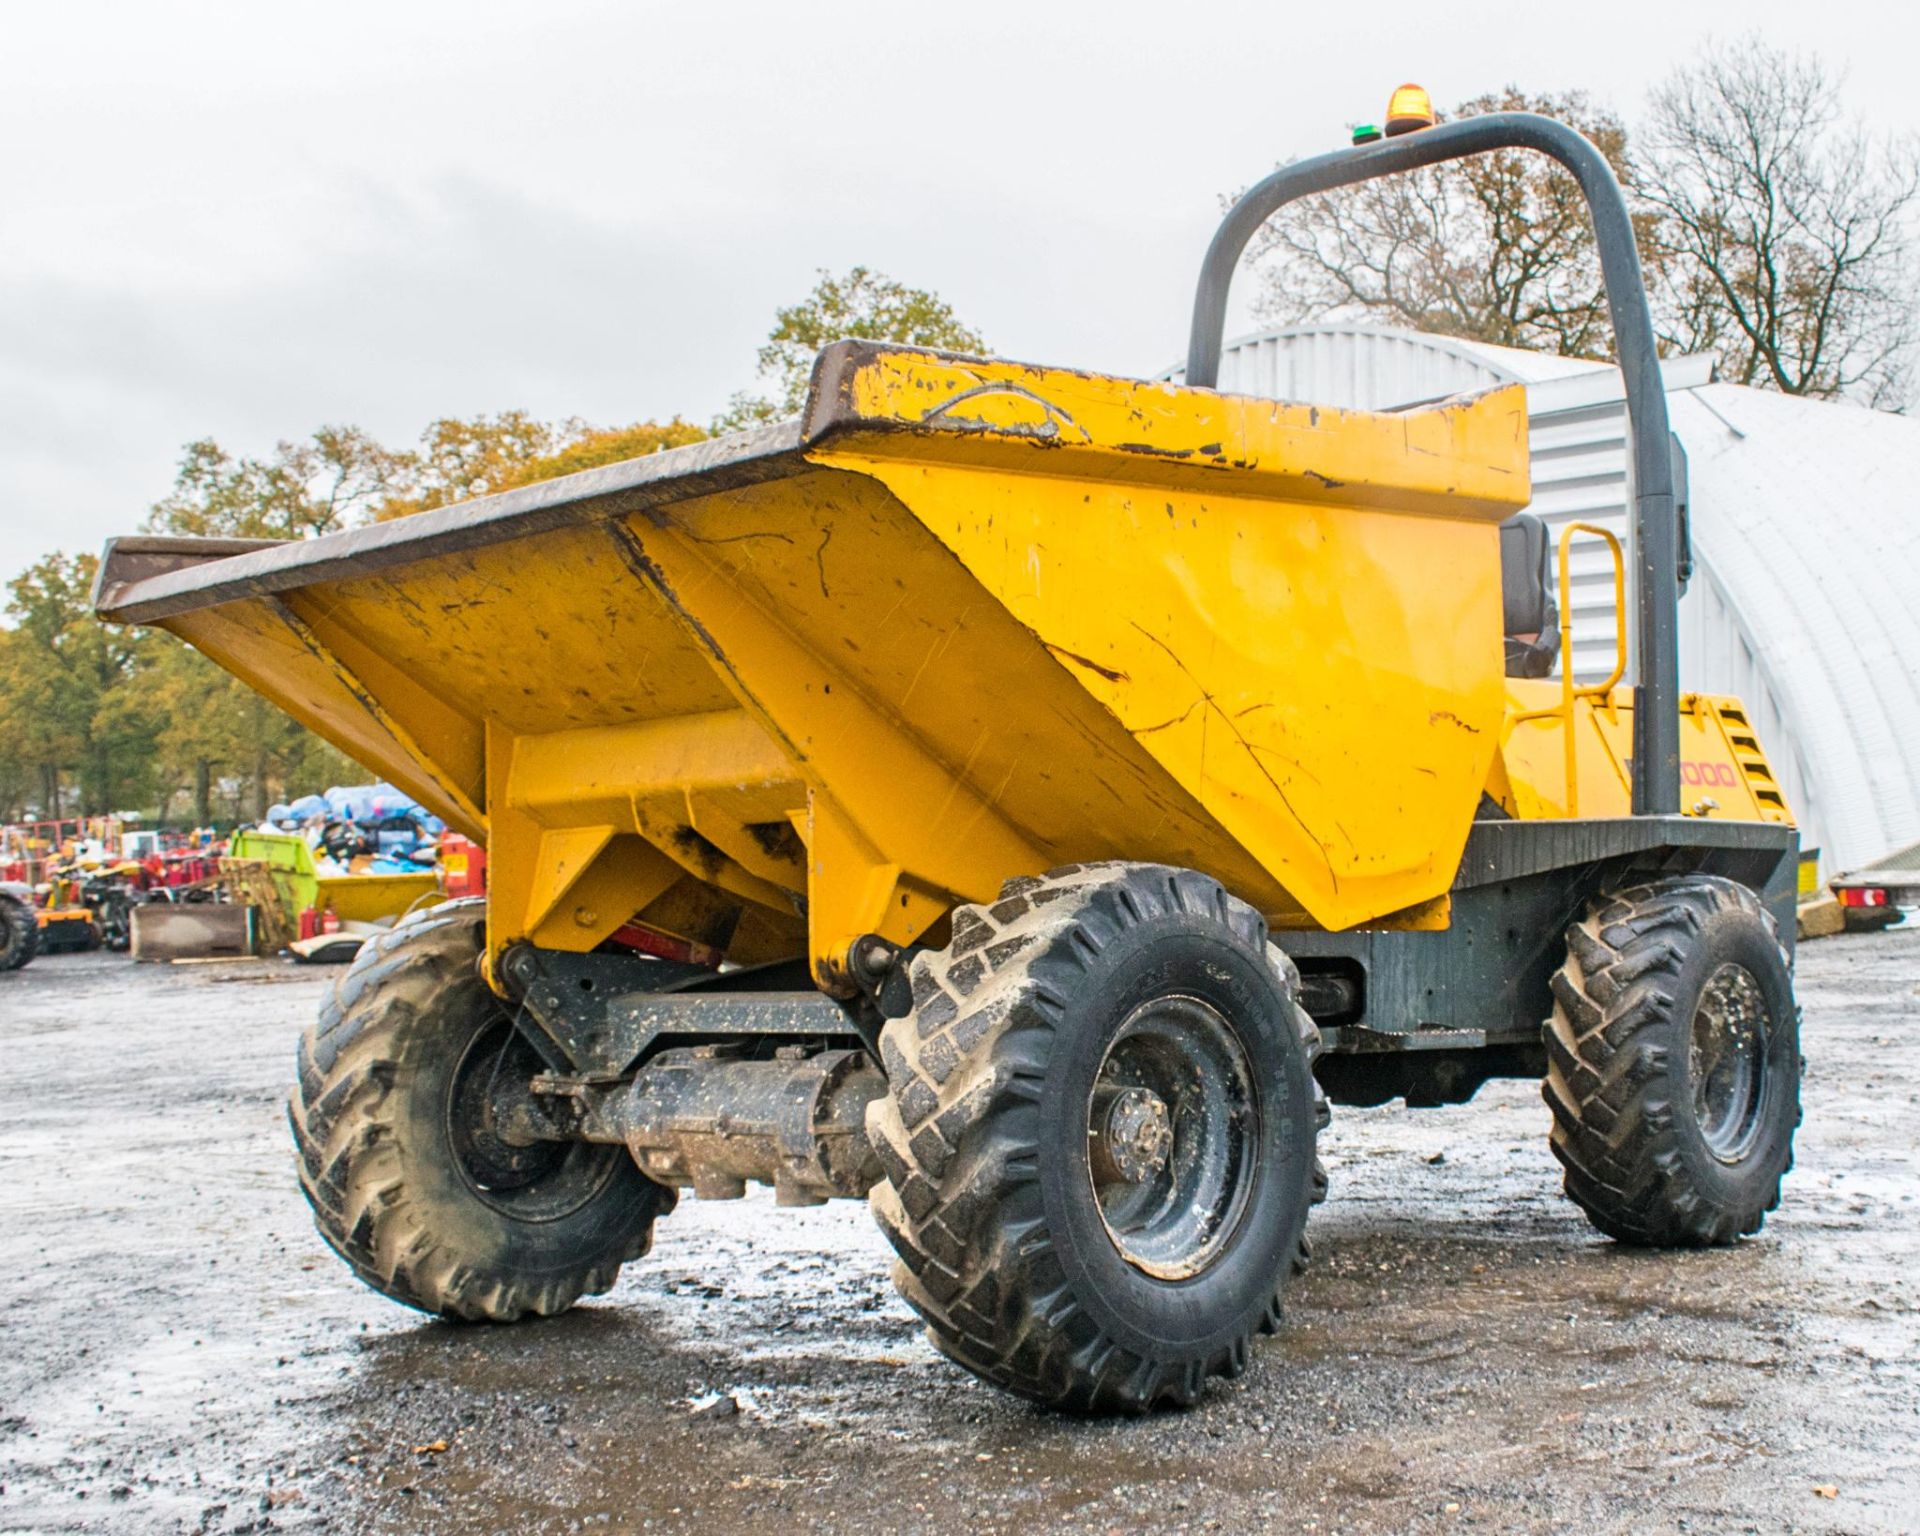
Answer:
[{"xmin": 372, "ymin": 415, "xmax": 708, "ymax": 520}]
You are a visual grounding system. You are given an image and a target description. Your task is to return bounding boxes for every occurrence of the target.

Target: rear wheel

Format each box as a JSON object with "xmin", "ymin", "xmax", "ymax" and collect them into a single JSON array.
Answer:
[
  {"xmin": 289, "ymin": 900, "xmax": 670, "ymax": 1320},
  {"xmin": 867, "ymin": 862, "xmax": 1327, "ymax": 1413},
  {"xmin": 96, "ymin": 888, "xmax": 137, "ymax": 952},
  {"xmin": 0, "ymin": 893, "xmax": 38, "ymax": 972},
  {"xmin": 1545, "ymin": 875, "xmax": 1799, "ymax": 1246}
]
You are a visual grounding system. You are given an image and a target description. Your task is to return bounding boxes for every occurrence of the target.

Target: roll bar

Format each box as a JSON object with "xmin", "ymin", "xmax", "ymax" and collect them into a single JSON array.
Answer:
[{"xmin": 1186, "ymin": 113, "xmax": 1680, "ymax": 817}]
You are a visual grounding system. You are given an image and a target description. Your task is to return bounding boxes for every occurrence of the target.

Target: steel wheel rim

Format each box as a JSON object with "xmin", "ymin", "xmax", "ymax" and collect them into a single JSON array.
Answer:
[
  {"xmin": 1688, "ymin": 961, "xmax": 1769, "ymax": 1163},
  {"xmin": 447, "ymin": 1018, "xmax": 620, "ymax": 1221},
  {"xmin": 1086, "ymin": 995, "xmax": 1259, "ymax": 1280}
]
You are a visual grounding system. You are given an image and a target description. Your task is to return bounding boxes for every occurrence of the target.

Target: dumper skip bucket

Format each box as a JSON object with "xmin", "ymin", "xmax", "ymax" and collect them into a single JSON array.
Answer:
[{"xmin": 96, "ymin": 343, "xmax": 1531, "ymax": 987}]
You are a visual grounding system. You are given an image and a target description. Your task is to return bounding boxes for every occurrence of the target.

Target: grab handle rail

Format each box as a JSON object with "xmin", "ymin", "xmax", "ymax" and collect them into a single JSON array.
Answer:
[{"xmin": 1507, "ymin": 522, "xmax": 1627, "ymax": 816}]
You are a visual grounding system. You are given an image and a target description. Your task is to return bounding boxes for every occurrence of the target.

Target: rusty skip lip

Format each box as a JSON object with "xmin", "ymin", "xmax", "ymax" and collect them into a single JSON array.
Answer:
[{"xmin": 93, "ymin": 421, "xmax": 810, "ymax": 627}]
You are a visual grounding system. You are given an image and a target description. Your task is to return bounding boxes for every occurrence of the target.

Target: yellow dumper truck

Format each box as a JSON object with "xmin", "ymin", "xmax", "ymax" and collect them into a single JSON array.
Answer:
[{"xmin": 95, "ymin": 109, "xmax": 1800, "ymax": 1412}]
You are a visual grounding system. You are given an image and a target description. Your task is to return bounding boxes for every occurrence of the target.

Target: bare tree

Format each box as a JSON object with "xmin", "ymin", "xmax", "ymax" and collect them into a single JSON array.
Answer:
[
  {"xmin": 1248, "ymin": 89, "xmax": 1643, "ymax": 358},
  {"xmin": 1638, "ymin": 39, "xmax": 1919, "ymax": 405}
]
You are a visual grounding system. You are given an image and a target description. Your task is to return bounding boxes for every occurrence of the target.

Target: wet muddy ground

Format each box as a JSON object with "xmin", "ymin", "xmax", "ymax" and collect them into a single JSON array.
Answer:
[{"xmin": 2, "ymin": 927, "xmax": 1916, "ymax": 1535}]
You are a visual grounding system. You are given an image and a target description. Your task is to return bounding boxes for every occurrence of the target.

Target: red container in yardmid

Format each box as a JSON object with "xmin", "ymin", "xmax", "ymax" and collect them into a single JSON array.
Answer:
[{"xmin": 439, "ymin": 835, "xmax": 488, "ymax": 898}]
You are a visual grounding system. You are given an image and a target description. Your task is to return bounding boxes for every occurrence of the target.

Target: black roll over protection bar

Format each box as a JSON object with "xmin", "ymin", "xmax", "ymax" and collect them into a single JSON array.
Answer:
[{"xmin": 1185, "ymin": 113, "xmax": 1681, "ymax": 818}]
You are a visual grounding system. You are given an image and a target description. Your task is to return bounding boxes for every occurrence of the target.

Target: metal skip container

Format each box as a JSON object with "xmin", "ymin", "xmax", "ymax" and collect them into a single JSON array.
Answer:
[{"xmin": 94, "ymin": 341, "xmax": 1531, "ymax": 992}]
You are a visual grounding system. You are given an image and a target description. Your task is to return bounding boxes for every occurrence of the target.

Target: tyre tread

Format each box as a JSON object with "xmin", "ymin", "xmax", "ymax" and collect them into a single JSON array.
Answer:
[
  {"xmin": 867, "ymin": 862, "xmax": 1327, "ymax": 1412},
  {"xmin": 287, "ymin": 900, "xmax": 654, "ymax": 1321},
  {"xmin": 1543, "ymin": 875, "xmax": 1797, "ymax": 1248},
  {"xmin": 0, "ymin": 893, "xmax": 39, "ymax": 972}
]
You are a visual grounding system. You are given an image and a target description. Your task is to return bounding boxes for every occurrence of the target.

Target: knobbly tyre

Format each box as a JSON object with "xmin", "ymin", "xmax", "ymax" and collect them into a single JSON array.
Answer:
[
  {"xmin": 0, "ymin": 880, "xmax": 39, "ymax": 972},
  {"xmin": 93, "ymin": 102, "xmax": 1801, "ymax": 1413}
]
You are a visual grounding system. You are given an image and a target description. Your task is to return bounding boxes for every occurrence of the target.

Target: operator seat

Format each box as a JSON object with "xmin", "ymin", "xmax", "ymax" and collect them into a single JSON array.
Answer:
[{"xmin": 1500, "ymin": 512, "xmax": 1559, "ymax": 679}]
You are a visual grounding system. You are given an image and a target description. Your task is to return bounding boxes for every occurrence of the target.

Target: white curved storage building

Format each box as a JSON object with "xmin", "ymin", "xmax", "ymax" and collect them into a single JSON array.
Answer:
[{"xmin": 1175, "ymin": 325, "xmax": 1920, "ymax": 877}]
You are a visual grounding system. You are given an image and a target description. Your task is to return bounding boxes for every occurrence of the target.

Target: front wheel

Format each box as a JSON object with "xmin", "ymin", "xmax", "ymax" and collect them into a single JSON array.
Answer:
[
  {"xmin": 289, "ymin": 901, "xmax": 670, "ymax": 1320},
  {"xmin": 0, "ymin": 893, "xmax": 38, "ymax": 972},
  {"xmin": 1545, "ymin": 875, "xmax": 1800, "ymax": 1246},
  {"xmin": 867, "ymin": 863, "xmax": 1327, "ymax": 1413}
]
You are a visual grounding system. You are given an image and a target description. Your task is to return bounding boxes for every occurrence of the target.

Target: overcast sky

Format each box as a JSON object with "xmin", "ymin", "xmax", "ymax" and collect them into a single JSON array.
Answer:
[{"xmin": 3, "ymin": 0, "xmax": 1912, "ymax": 589}]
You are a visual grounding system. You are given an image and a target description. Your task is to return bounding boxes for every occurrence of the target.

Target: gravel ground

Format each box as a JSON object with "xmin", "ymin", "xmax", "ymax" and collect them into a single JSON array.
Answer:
[{"xmin": 1, "ymin": 926, "xmax": 1916, "ymax": 1535}]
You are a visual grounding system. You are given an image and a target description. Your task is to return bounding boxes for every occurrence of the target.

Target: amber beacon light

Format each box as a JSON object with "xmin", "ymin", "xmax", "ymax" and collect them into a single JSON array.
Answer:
[{"xmin": 1384, "ymin": 82, "xmax": 1436, "ymax": 136}]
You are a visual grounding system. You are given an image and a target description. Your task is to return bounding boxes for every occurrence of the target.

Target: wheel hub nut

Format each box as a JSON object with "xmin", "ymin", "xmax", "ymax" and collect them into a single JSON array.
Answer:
[{"xmin": 1097, "ymin": 1087, "xmax": 1173, "ymax": 1183}]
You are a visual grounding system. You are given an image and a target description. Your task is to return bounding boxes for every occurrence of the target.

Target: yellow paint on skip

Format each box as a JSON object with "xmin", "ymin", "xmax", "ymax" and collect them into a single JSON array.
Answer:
[{"xmin": 141, "ymin": 344, "xmax": 1788, "ymax": 989}]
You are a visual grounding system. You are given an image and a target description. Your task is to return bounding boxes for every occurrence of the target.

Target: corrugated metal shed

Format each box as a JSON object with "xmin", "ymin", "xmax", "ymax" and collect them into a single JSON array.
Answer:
[
  {"xmin": 1181, "ymin": 324, "xmax": 1920, "ymax": 874},
  {"xmin": 1198, "ymin": 325, "xmax": 1592, "ymax": 407},
  {"xmin": 1667, "ymin": 384, "xmax": 1920, "ymax": 876}
]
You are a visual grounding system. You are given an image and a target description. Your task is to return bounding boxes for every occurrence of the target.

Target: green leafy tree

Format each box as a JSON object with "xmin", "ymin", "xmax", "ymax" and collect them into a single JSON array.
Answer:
[
  {"xmin": 716, "ymin": 267, "xmax": 987, "ymax": 429},
  {"xmin": 142, "ymin": 639, "xmax": 239, "ymax": 826},
  {"xmin": 0, "ymin": 553, "xmax": 160, "ymax": 818},
  {"xmin": 137, "ymin": 638, "xmax": 353, "ymax": 826},
  {"xmin": 0, "ymin": 626, "xmax": 45, "ymax": 821},
  {"xmin": 149, "ymin": 427, "xmax": 409, "ymax": 541},
  {"xmin": 144, "ymin": 434, "xmax": 394, "ymax": 818}
]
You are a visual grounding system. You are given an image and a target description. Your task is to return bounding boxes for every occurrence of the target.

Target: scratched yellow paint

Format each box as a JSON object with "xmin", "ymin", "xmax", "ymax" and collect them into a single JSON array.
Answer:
[
  {"xmin": 136, "ymin": 343, "xmax": 1787, "ymax": 991},
  {"xmin": 824, "ymin": 349, "xmax": 1531, "ymax": 519},
  {"xmin": 810, "ymin": 348, "xmax": 1531, "ymax": 933}
]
